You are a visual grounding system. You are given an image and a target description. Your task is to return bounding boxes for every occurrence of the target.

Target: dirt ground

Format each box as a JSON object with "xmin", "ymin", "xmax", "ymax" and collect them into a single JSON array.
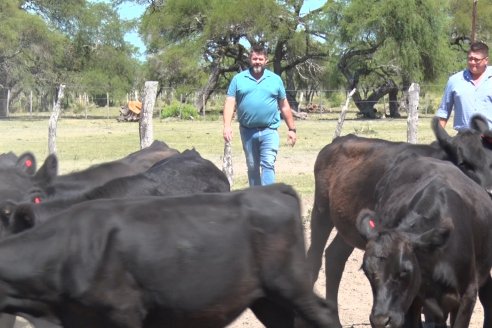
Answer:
[{"xmin": 227, "ymin": 201, "xmax": 485, "ymax": 328}]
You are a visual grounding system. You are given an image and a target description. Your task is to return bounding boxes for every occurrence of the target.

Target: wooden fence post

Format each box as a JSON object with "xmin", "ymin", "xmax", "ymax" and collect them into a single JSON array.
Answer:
[
  {"xmin": 139, "ymin": 81, "xmax": 158, "ymax": 149},
  {"xmin": 48, "ymin": 84, "xmax": 66, "ymax": 155},
  {"xmin": 407, "ymin": 83, "xmax": 420, "ymax": 144},
  {"xmin": 333, "ymin": 88, "xmax": 356, "ymax": 140},
  {"xmin": 222, "ymin": 141, "xmax": 233, "ymax": 187},
  {"xmin": 6, "ymin": 89, "xmax": 10, "ymax": 117},
  {"xmin": 29, "ymin": 91, "xmax": 33, "ymax": 118},
  {"xmin": 106, "ymin": 92, "xmax": 110, "ymax": 119}
]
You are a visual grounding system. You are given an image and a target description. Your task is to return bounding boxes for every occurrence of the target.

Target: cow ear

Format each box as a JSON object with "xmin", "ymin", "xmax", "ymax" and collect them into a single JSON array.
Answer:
[
  {"xmin": 11, "ymin": 204, "xmax": 36, "ymax": 233},
  {"xmin": 34, "ymin": 154, "xmax": 58, "ymax": 186},
  {"xmin": 432, "ymin": 116, "xmax": 453, "ymax": 146},
  {"xmin": 356, "ymin": 209, "xmax": 379, "ymax": 240},
  {"xmin": 411, "ymin": 217, "xmax": 453, "ymax": 251},
  {"xmin": 16, "ymin": 152, "xmax": 37, "ymax": 176},
  {"xmin": 470, "ymin": 114, "xmax": 489, "ymax": 133},
  {"xmin": 402, "ymin": 184, "xmax": 444, "ymax": 229}
]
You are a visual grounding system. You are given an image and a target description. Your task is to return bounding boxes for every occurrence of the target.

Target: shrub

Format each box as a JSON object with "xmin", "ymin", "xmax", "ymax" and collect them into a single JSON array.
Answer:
[
  {"xmin": 160, "ymin": 101, "xmax": 198, "ymax": 120},
  {"xmin": 327, "ymin": 91, "xmax": 345, "ymax": 108}
]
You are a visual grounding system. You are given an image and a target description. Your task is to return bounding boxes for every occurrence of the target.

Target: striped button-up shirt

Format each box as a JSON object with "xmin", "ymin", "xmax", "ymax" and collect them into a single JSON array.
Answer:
[{"xmin": 436, "ymin": 66, "xmax": 492, "ymax": 130}]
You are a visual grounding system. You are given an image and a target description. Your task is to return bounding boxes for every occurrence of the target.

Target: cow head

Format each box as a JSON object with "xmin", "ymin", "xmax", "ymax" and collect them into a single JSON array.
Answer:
[
  {"xmin": 0, "ymin": 153, "xmax": 38, "ymax": 202},
  {"xmin": 356, "ymin": 209, "xmax": 452, "ymax": 328},
  {"xmin": 0, "ymin": 152, "xmax": 58, "ymax": 206},
  {"xmin": 432, "ymin": 115, "xmax": 492, "ymax": 194}
]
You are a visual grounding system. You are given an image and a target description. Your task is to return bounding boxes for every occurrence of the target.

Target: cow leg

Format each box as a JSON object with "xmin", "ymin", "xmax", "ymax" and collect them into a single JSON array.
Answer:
[
  {"xmin": 479, "ymin": 274, "xmax": 492, "ymax": 328},
  {"xmin": 323, "ymin": 234, "xmax": 354, "ymax": 325},
  {"xmin": 260, "ymin": 264, "xmax": 339, "ymax": 327},
  {"xmin": 249, "ymin": 298, "xmax": 294, "ymax": 328},
  {"xmin": 450, "ymin": 282, "xmax": 477, "ymax": 328},
  {"xmin": 422, "ymin": 298, "xmax": 447, "ymax": 328},
  {"xmin": 403, "ymin": 300, "xmax": 423, "ymax": 328},
  {"xmin": 306, "ymin": 202, "xmax": 334, "ymax": 286}
]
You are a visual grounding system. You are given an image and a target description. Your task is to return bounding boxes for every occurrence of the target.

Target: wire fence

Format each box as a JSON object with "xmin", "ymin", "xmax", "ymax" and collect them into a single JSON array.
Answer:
[{"xmin": 0, "ymin": 84, "xmax": 445, "ymax": 117}]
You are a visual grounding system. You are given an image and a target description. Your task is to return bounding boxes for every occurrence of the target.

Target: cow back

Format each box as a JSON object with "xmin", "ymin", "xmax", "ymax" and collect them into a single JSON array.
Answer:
[
  {"xmin": 0, "ymin": 184, "xmax": 312, "ymax": 327},
  {"xmin": 41, "ymin": 140, "xmax": 179, "ymax": 199}
]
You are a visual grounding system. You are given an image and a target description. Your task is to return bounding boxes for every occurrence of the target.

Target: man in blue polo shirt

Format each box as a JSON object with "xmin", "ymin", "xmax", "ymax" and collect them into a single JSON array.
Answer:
[
  {"xmin": 436, "ymin": 41, "xmax": 492, "ymax": 130},
  {"xmin": 223, "ymin": 44, "xmax": 297, "ymax": 186}
]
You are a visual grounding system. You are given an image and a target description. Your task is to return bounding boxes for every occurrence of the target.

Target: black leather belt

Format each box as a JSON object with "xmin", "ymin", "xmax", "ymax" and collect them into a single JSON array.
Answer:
[{"xmin": 240, "ymin": 125, "xmax": 273, "ymax": 130}]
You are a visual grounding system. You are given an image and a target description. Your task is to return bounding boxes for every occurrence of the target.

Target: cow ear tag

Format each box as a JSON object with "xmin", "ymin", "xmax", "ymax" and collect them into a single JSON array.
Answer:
[
  {"xmin": 369, "ymin": 219, "xmax": 376, "ymax": 229},
  {"xmin": 481, "ymin": 135, "xmax": 492, "ymax": 145}
]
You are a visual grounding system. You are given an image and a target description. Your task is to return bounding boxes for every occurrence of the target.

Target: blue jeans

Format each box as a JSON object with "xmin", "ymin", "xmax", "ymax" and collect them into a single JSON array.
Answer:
[{"xmin": 239, "ymin": 126, "xmax": 279, "ymax": 186}]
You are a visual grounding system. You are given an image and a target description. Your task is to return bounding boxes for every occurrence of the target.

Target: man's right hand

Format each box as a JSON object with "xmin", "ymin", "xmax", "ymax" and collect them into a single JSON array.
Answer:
[{"xmin": 223, "ymin": 127, "xmax": 233, "ymax": 142}]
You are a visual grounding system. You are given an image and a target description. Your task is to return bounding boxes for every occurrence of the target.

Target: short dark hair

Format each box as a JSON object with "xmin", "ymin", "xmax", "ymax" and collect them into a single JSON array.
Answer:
[
  {"xmin": 250, "ymin": 44, "xmax": 267, "ymax": 57},
  {"xmin": 469, "ymin": 41, "xmax": 489, "ymax": 57}
]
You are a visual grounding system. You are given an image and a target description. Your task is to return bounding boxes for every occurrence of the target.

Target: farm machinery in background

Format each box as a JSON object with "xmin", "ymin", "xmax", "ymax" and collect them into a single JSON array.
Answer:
[{"xmin": 118, "ymin": 100, "xmax": 142, "ymax": 122}]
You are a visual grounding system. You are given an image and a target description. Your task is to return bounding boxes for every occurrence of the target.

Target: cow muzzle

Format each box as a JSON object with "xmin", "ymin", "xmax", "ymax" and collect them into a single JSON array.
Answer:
[{"xmin": 370, "ymin": 312, "xmax": 404, "ymax": 328}]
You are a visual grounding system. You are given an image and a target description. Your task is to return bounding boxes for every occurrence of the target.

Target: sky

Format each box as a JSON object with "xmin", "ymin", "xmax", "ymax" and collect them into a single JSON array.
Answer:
[
  {"xmin": 118, "ymin": 0, "xmax": 326, "ymax": 60},
  {"xmin": 116, "ymin": 2, "xmax": 146, "ymax": 59}
]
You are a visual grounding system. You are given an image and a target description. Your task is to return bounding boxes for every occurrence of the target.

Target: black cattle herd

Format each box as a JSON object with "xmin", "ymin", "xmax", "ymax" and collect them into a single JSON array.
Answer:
[{"xmin": 1, "ymin": 115, "xmax": 492, "ymax": 328}]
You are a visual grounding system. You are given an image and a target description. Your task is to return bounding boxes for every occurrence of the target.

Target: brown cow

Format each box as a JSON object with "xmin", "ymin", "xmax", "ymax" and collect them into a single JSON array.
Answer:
[{"xmin": 307, "ymin": 115, "xmax": 492, "ymax": 328}]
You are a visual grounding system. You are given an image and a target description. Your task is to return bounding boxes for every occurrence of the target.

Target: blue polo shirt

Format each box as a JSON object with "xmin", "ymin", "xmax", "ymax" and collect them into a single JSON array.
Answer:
[
  {"xmin": 436, "ymin": 66, "xmax": 492, "ymax": 130},
  {"xmin": 227, "ymin": 68, "xmax": 286, "ymax": 129}
]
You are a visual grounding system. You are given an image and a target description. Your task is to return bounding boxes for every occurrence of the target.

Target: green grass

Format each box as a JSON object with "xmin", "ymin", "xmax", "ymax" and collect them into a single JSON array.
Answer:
[{"xmin": 0, "ymin": 108, "xmax": 448, "ymax": 213}]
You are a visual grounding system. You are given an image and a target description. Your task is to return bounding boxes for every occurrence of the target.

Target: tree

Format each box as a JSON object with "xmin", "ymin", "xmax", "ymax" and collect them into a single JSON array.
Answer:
[
  {"xmin": 0, "ymin": 0, "xmax": 143, "ymax": 116},
  {"xmin": 320, "ymin": 0, "xmax": 454, "ymax": 118},
  {"xmin": 0, "ymin": 0, "xmax": 67, "ymax": 116},
  {"xmin": 68, "ymin": 2, "xmax": 143, "ymax": 105},
  {"xmin": 140, "ymin": 0, "xmax": 332, "ymax": 113},
  {"xmin": 449, "ymin": 0, "xmax": 492, "ymax": 48}
]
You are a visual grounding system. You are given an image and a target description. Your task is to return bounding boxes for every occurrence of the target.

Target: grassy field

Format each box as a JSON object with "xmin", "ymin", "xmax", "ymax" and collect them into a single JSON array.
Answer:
[{"xmin": 0, "ymin": 108, "xmax": 448, "ymax": 214}]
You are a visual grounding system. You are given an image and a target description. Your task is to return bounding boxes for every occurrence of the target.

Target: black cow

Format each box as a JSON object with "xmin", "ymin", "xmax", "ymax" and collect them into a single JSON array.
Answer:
[
  {"xmin": 0, "ymin": 153, "xmax": 55, "ymax": 328},
  {"xmin": 33, "ymin": 139, "xmax": 179, "ymax": 200},
  {"xmin": 0, "ymin": 152, "xmax": 54, "ymax": 204},
  {"xmin": 0, "ymin": 184, "xmax": 335, "ymax": 328},
  {"xmin": 0, "ymin": 141, "xmax": 178, "ymax": 205},
  {"xmin": 356, "ymin": 154, "xmax": 492, "ymax": 328},
  {"xmin": 1, "ymin": 148, "xmax": 230, "ymax": 234},
  {"xmin": 306, "ymin": 115, "xmax": 492, "ymax": 328}
]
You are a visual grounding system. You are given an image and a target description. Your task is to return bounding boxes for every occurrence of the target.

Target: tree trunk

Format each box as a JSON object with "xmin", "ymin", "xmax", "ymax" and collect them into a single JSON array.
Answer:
[
  {"xmin": 352, "ymin": 92, "xmax": 376, "ymax": 118},
  {"xmin": 0, "ymin": 89, "xmax": 7, "ymax": 117},
  {"xmin": 388, "ymin": 88, "xmax": 400, "ymax": 118},
  {"xmin": 195, "ymin": 64, "xmax": 221, "ymax": 114},
  {"xmin": 353, "ymin": 79, "xmax": 398, "ymax": 118},
  {"xmin": 285, "ymin": 69, "xmax": 299, "ymax": 111}
]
